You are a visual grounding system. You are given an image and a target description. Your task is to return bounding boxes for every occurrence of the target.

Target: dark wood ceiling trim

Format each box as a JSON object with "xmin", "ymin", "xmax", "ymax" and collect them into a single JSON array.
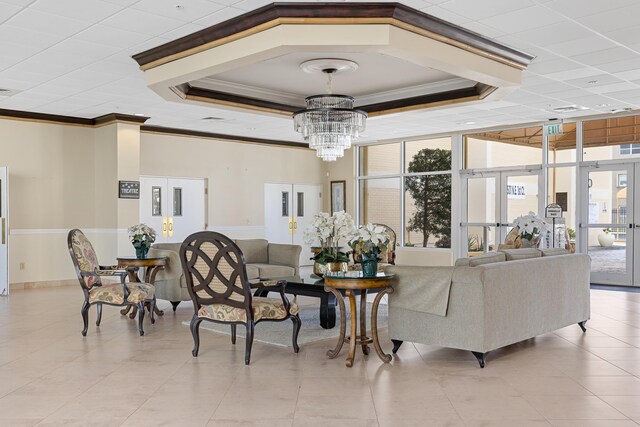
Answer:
[
  {"xmin": 359, "ymin": 86, "xmax": 481, "ymax": 114},
  {"xmin": 0, "ymin": 109, "xmax": 150, "ymax": 127},
  {"xmin": 140, "ymin": 124, "xmax": 307, "ymax": 148},
  {"xmin": 132, "ymin": 2, "xmax": 535, "ymax": 70},
  {"xmin": 185, "ymin": 85, "xmax": 297, "ymax": 115},
  {"xmin": 94, "ymin": 113, "xmax": 150, "ymax": 126},
  {"xmin": 0, "ymin": 108, "xmax": 94, "ymax": 126}
]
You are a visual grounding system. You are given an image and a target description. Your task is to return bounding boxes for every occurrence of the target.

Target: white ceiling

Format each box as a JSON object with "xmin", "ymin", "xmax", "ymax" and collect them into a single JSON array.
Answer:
[{"xmin": 1, "ymin": 0, "xmax": 640, "ymax": 143}]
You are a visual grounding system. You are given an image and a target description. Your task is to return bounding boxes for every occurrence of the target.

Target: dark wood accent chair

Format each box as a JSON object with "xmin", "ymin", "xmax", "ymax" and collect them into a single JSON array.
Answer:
[
  {"xmin": 180, "ymin": 231, "xmax": 301, "ymax": 364},
  {"xmin": 67, "ymin": 229, "xmax": 156, "ymax": 336}
]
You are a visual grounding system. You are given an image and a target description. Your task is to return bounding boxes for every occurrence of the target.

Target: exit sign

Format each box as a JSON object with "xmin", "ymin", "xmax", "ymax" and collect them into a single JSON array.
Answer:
[{"xmin": 546, "ymin": 122, "xmax": 563, "ymax": 135}]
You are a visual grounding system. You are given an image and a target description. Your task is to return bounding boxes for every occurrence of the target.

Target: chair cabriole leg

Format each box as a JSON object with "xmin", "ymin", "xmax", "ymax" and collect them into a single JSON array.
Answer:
[
  {"xmin": 578, "ymin": 320, "xmax": 587, "ymax": 332},
  {"xmin": 149, "ymin": 298, "xmax": 156, "ymax": 324},
  {"xmin": 391, "ymin": 340, "xmax": 403, "ymax": 353},
  {"xmin": 81, "ymin": 301, "xmax": 90, "ymax": 336},
  {"xmin": 231, "ymin": 324, "xmax": 236, "ymax": 344},
  {"xmin": 190, "ymin": 316, "xmax": 202, "ymax": 357},
  {"xmin": 291, "ymin": 314, "xmax": 301, "ymax": 353},
  {"xmin": 245, "ymin": 321, "xmax": 255, "ymax": 365},
  {"xmin": 472, "ymin": 351, "xmax": 486, "ymax": 368},
  {"xmin": 137, "ymin": 302, "xmax": 145, "ymax": 336},
  {"xmin": 96, "ymin": 303, "xmax": 102, "ymax": 326}
]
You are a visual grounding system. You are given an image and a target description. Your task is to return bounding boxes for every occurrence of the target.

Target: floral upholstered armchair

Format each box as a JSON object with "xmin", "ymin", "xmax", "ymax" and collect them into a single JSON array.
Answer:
[
  {"xmin": 67, "ymin": 229, "xmax": 156, "ymax": 336},
  {"xmin": 180, "ymin": 231, "xmax": 301, "ymax": 364}
]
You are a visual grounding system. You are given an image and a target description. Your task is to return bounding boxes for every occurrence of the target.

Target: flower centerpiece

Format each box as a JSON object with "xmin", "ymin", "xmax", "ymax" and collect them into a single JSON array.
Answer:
[
  {"xmin": 512, "ymin": 211, "xmax": 547, "ymax": 248},
  {"xmin": 349, "ymin": 223, "xmax": 391, "ymax": 277},
  {"xmin": 128, "ymin": 223, "xmax": 156, "ymax": 259},
  {"xmin": 303, "ymin": 211, "xmax": 355, "ymax": 275}
]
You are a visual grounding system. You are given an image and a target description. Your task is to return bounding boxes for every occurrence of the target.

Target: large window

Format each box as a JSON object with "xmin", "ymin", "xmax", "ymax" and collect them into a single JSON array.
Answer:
[{"xmin": 359, "ymin": 137, "xmax": 452, "ymax": 248}]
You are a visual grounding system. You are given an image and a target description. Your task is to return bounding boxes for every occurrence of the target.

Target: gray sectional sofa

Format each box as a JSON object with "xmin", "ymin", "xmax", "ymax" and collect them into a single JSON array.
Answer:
[
  {"xmin": 148, "ymin": 239, "xmax": 301, "ymax": 311},
  {"xmin": 386, "ymin": 248, "xmax": 591, "ymax": 367}
]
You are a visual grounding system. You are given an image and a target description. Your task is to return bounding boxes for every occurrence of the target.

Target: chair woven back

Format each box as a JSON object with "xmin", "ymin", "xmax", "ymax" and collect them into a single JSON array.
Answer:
[
  {"xmin": 374, "ymin": 224, "xmax": 396, "ymax": 264},
  {"xmin": 180, "ymin": 231, "xmax": 251, "ymax": 310},
  {"xmin": 68, "ymin": 229, "xmax": 101, "ymax": 288}
]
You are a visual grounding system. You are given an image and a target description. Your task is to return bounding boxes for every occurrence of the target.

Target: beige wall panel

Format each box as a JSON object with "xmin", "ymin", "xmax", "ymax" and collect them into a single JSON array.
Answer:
[
  {"xmin": 325, "ymin": 148, "xmax": 355, "ymax": 215},
  {"xmin": 139, "ymin": 133, "xmax": 324, "ymax": 231},
  {"xmin": 0, "ymin": 119, "xmax": 96, "ymax": 229}
]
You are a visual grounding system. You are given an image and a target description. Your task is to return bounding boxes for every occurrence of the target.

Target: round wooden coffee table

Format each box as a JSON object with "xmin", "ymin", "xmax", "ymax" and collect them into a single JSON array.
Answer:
[
  {"xmin": 117, "ymin": 256, "xmax": 167, "ymax": 318},
  {"xmin": 323, "ymin": 272, "xmax": 394, "ymax": 367}
]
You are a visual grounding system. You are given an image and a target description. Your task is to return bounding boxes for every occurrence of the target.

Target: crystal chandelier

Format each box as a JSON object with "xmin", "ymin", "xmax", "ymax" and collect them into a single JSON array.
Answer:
[{"xmin": 293, "ymin": 60, "xmax": 367, "ymax": 162}]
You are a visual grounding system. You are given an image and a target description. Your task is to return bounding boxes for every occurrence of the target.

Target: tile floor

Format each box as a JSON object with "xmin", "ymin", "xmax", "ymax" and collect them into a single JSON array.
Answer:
[{"xmin": 0, "ymin": 286, "xmax": 639, "ymax": 426}]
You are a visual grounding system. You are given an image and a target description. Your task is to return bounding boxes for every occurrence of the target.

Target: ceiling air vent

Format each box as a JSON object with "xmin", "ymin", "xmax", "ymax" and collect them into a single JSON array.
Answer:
[
  {"xmin": 548, "ymin": 105, "xmax": 589, "ymax": 114},
  {"xmin": 0, "ymin": 88, "xmax": 21, "ymax": 97}
]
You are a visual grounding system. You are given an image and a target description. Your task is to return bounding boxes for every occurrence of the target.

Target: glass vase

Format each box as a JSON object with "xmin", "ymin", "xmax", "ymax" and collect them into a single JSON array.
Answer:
[{"xmin": 133, "ymin": 241, "xmax": 150, "ymax": 259}]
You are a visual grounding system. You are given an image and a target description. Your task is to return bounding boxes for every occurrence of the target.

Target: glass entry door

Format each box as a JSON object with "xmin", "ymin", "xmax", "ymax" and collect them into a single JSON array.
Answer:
[
  {"xmin": 461, "ymin": 169, "xmax": 542, "ymax": 257},
  {"xmin": 580, "ymin": 164, "xmax": 634, "ymax": 286}
]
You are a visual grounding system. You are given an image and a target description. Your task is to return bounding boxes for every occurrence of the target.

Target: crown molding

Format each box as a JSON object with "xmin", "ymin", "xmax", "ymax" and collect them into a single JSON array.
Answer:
[{"xmin": 0, "ymin": 109, "xmax": 150, "ymax": 128}]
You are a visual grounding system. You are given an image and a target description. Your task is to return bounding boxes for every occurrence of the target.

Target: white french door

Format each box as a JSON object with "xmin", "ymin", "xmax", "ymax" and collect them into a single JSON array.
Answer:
[
  {"xmin": 0, "ymin": 167, "xmax": 7, "ymax": 295},
  {"xmin": 580, "ymin": 163, "xmax": 637, "ymax": 286},
  {"xmin": 140, "ymin": 176, "xmax": 206, "ymax": 243},
  {"xmin": 265, "ymin": 183, "xmax": 322, "ymax": 266},
  {"xmin": 460, "ymin": 169, "xmax": 543, "ymax": 256}
]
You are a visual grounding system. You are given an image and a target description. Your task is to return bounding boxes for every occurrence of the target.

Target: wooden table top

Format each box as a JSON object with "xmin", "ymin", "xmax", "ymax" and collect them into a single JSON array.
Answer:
[
  {"xmin": 116, "ymin": 257, "xmax": 167, "ymax": 267},
  {"xmin": 323, "ymin": 273, "xmax": 394, "ymax": 290}
]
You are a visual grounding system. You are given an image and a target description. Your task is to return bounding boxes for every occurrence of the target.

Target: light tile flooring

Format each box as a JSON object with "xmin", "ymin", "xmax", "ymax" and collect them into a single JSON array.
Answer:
[{"xmin": 0, "ymin": 286, "xmax": 639, "ymax": 426}]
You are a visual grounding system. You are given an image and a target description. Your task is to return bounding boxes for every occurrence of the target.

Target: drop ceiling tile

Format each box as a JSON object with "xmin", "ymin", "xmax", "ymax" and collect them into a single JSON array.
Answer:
[
  {"xmin": 571, "ymin": 47, "xmax": 639, "ymax": 67},
  {"xmin": 589, "ymin": 82, "xmax": 640, "ymax": 95},
  {"xmin": 525, "ymin": 81, "xmax": 577, "ymax": 95},
  {"xmin": 0, "ymin": 24, "xmax": 65, "ymax": 50},
  {"xmin": 0, "ymin": 68, "xmax": 53, "ymax": 86},
  {"xmin": 460, "ymin": 21, "xmax": 506, "ymax": 39},
  {"xmin": 602, "ymin": 88, "xmax": 640, "ymax": 100},
  {"xmin": 0, "ymin": 41, "xmax": 47, "ymax": 61},
  {"xmin": 479, "ymin": 5, "xmax": 565, "ymax": 33},
  {"xmin": 544, "ymin": 36, "xmax": 618, "ymax": 57},
  {"xmin": 577, "ymin": 4, "xmax": 640, "ymax": 33},
  {"xmin": 159, "ymin": 23, "xmax": 207, "ymax": 40},
  {"xmin": 5, "ymin": 9, "xmax": 90, "ymax": 38},
  {"xmin": 49, "ymin": 38, "xmax": 122, "ymax": 61},
  {"xmin": 101, "ymin": 8, "xmax": 185, "ymax": 36},
  {"xmin": 420, "ymin": 5, "xmax": 473, "ymax": 25},
  {"xmin": 232, "ymin": 0, "xmax": 274, "ymax": 12},
  {"xmin": 0, "ymin": 0, "xmax": 36, "ymax": 6},
  {"xmin": 437, "ymin": 0, "xmax": 534, "ymax": 20},
  {"xmin": 512, "ymin": 21, "xmax": 593, "ymax": 47},
  {"xmin": 548, "ymin": 89, "xmax": 595, "ymax": 101},
  {"xmin": 30, "ymin": 0, "xmax": 123, "ymax": 24},
  {"xmin": 132, "ymin": 0, "xmax": 225, "ymax": 22},
  {"xmin": 0, "ymin": 2, "xmax": 21, "ymax": 23},
  {"xmin": 564, "ymin": 73, "xmax": 624, "ymax": 88},
  {"xmin": 193, "ymin": 6, "xmax": 245, "ymax": 27},
  {"xmin": 73, "ymin": 24, "xmax": 154, "ymax": 49},
  {"xmin": 527, "ymin": 58, "xmax": 583, "ymax": 75},
  {"xmin": 542, "ymin": 67, "xmax": 605, "ymax": 82},
  {"xmin": 615, "ymin": 70, "xmax": 640, "ymax": 81},
  {"xmin": 543, "ymin": 0, "xmax": 637, "ymax": 18},
  {"xmin": 596, "ymin": 58, "xmax": 640, "ymax": 74}
]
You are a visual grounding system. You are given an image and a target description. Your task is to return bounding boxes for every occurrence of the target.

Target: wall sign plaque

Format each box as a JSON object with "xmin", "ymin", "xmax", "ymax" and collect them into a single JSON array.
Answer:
[{"xmin": 119, "ymin": 181, "xmax": 140, "ymax": 199}]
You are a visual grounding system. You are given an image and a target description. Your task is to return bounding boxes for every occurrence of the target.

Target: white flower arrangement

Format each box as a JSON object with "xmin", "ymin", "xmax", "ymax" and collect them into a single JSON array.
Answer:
[
  {"xmin": 128, "ymin": 223, "xmax": 156, "ymax": 244},
  {"xmin": 350, "ymin": 223, "xmax": 391, "ymax": 254},
  {"xmin": 303, "ymin": 211, "xmax": 356, "ymax": 264},
  {"xmin": 512, "ymin": 211, "xmax": 547, "ymax": 241}
]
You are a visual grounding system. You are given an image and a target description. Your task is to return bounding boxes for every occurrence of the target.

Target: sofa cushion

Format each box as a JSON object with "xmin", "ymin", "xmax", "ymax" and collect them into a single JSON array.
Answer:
[
  {"xmin": 235, "ymin": 239, "xmax": 269, "ymax": 264},
  {"xmin": 455, "ymin": 252, "xmax": 506, "ymax": 267},
  {"xmin": 245, "ymin": 264, "xmax": 260, "ymax": 280},
  {"xmin": 469, "ymin": 252, "xmax": 506, "ymax": 266},
  {"xmin": 500, "ymin": 248, "xmax": 541, "ymax": 261},
  {"xmin": 251, "ymin": 263, "xmax": 295, "ymax": 279},
  {"xmin": 540, "ymin": 248, "xmax": 569, "ymax": 257}
]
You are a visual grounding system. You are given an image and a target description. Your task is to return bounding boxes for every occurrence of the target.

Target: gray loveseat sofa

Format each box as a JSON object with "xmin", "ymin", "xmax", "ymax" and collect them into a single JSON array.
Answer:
[
  {"xmin": 148, "ymin": 239, "xmax": 301, "ymax": 311},
  {"xmin": 387, "ymin": 248, "xmax": 591, "ymax": 367}
]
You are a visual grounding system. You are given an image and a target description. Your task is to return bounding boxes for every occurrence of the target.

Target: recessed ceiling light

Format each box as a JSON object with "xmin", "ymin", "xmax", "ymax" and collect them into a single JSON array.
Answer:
[
  {"xmin": 464, "ymin": 121, "xmax": 476, "ymax": 125},
  {"xmin": 175, "ymin": 4, "xmax": 184, "ymax": 10},
  {"xmin": 548, "ymin": 105, "xmax": 589, "ymax": 114},
  {"xmin": 610, "ymin": 107, "xmax": 633, "ymax": 114},
  {"xmin": 596, "ymin": 103, "xmax": 611, "ymax": 107}
]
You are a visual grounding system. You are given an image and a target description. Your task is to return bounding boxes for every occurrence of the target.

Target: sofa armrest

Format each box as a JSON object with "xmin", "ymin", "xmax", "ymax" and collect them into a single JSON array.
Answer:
[
  {"xmin": 268, "ymin": 243, "xmax": 302, "ymax": 275},
  {"xmin": 147, "ymin": 248, "xmax": 183, "ymax": 282}
]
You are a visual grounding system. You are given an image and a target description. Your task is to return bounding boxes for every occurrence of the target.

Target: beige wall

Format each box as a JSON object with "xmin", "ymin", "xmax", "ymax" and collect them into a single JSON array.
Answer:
[
  {"xmin": 139, "ymin": 132, "xmax": 325, "ymax": 238},
  {"xmin": 324, "ymin": 148, "xmax": 356, "ymax": 216}
]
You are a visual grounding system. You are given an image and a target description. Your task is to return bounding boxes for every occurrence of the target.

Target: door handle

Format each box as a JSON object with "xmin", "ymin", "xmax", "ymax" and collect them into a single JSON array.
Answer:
[
  {"xmin": 294, "ymin": 220, "xmax": 298, "ymax": 230},
  {"xmin": 162, "ymin": 217, "xmax": 168, "ymax": 238},
  {"xmin": 168, "ymin": 217, "xmax": 174, "ymax": 238},
  {"xmin": 1, "ymin": 218, "xmax": 5, "ymax": 245}
]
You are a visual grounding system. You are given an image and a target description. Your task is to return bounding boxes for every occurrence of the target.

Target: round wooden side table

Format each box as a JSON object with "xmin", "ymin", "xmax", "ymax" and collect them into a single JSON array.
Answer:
[
  {"xmin": 323, "ymin": 272, "xmax": 394, "ymax": 367},
  {"xmin": 117, "ymin": 256, "xmax": 167, "ymax": 318}
]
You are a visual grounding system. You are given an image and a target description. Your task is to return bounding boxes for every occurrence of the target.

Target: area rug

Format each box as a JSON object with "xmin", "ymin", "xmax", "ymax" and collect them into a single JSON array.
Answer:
[{"xmin": 182, "ymin": 302, "xmax": 388, "ymax": 348}]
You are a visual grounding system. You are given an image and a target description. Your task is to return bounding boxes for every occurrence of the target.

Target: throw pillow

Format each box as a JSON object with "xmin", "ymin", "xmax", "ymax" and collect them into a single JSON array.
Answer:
[{"xmin": 499, "ymin": 248, "xmax": 542, "ymax": 261}]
